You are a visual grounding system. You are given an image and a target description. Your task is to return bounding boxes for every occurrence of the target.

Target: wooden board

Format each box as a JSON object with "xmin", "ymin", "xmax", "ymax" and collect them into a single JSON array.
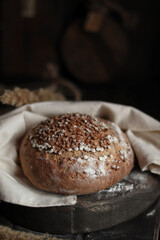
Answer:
[
  {"xmin": 61, "ymin": 17, "xmax": 128, "ymax": 83},
  {"xmin": 0, "ymin": 168, "xmax": 159, "ymax": 234}
]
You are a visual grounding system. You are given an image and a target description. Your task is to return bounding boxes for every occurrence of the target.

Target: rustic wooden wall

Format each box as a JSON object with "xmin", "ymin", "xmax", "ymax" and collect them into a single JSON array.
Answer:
[
  {"xmin": 1, "ymin": 0, "xmax": 160, "ymax": 83},
  {"xmin": 1, "ymin": 0, "xmax": 84, "ymax": 78}
]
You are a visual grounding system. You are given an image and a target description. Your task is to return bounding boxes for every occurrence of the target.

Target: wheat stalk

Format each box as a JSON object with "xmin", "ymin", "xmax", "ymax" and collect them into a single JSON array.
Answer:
[{"xmin": 0, "ymin": 87, "xmax": 65, "ymax": 107}]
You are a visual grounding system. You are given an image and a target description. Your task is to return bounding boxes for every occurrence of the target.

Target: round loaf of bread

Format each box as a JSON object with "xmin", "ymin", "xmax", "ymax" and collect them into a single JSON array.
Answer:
[{"xmin": 19, "ymin": 113, "xmax": 134, "ymax": 195}]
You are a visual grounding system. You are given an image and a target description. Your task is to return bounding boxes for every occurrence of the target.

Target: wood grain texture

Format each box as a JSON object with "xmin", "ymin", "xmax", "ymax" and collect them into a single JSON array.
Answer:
[{"xmin": 0, "ymin": 169, "xmax": 159, "ymax": 234}]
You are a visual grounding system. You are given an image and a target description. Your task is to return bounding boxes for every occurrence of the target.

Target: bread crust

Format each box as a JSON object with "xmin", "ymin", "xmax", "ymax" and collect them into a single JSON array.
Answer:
[{"xmin": 19, "ymin": 113, "xmax": 134, "ymax": 195}]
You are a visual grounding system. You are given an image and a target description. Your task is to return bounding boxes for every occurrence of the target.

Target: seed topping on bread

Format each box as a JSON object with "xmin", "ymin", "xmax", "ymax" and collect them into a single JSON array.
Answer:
[
  {"xmin": 20, "ymin": 113, "xmax": 134, "ymax": 194},
  {"xmin": 27, "ymin": 113, "xmax": 132, "ymax": 178}
]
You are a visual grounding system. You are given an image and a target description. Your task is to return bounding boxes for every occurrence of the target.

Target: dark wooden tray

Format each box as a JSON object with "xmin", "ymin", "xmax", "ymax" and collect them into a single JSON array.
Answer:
[{"xmin": 0, "ymin": 168, "xmax": 160, "ymax": 235}]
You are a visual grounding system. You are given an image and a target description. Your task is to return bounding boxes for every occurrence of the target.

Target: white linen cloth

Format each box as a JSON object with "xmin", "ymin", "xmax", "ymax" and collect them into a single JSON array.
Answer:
[{"xmin": 0, "ymin": 101, "xmax": 160, "ymax": 207}]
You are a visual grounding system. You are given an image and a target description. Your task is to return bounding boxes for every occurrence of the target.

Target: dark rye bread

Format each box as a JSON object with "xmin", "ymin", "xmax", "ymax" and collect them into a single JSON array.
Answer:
[{"xmin": 19, "ymin": 113, "xmax": 134, "ymax": 195}]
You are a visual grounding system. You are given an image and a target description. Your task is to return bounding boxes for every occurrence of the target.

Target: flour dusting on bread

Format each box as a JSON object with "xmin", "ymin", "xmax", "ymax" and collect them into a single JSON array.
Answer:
[{"xmin": 19, "ymin": 113, "xmax": 134, "ymax": 195}]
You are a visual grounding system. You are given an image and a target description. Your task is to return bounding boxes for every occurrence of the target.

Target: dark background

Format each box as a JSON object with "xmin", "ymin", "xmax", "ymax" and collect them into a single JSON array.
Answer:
[{"xmin": 0, "ymin": 0, "xmax": 160, "ymax": 120}]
